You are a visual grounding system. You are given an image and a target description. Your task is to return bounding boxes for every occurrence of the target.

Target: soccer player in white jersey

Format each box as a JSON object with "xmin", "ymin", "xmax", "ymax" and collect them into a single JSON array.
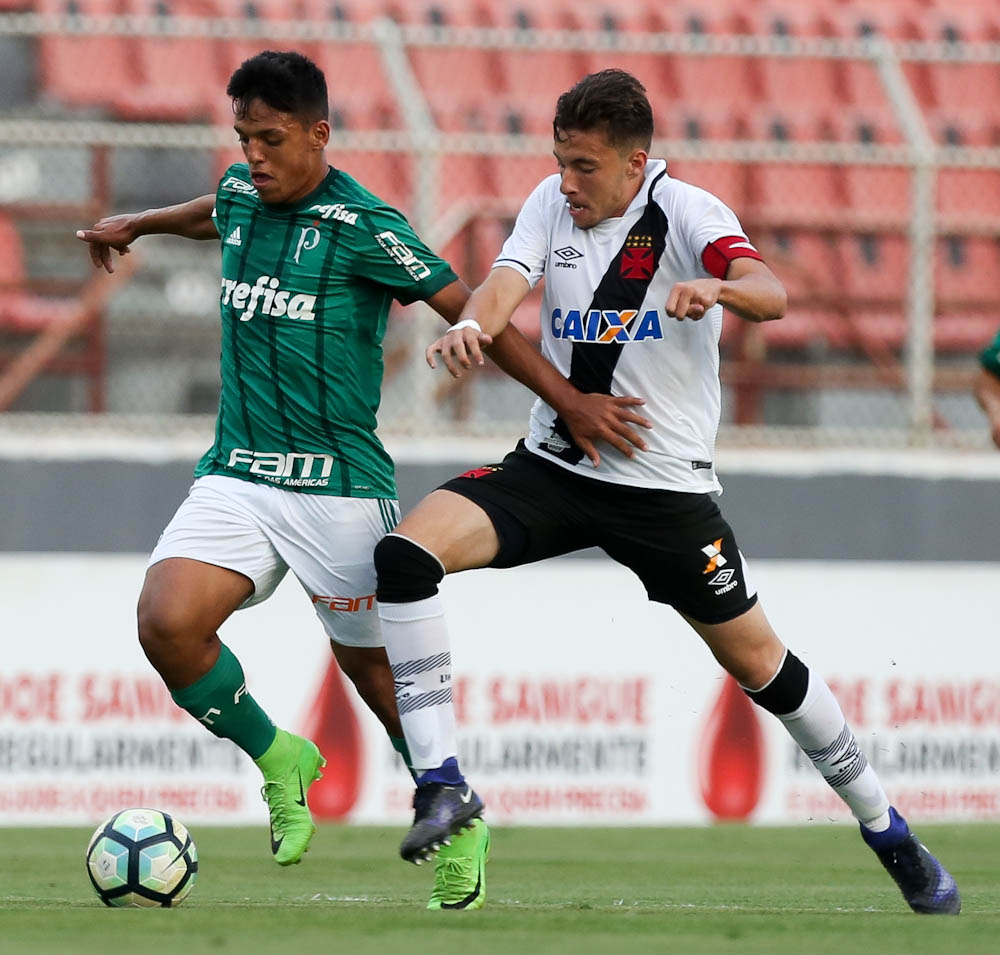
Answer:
[
  {"xmin": 76, "ymin": 52, "xmax": 642, "ymax": 910},
  {"xmin": 373, "ymin": 70, "xmax": 961, "ymax": 915}
]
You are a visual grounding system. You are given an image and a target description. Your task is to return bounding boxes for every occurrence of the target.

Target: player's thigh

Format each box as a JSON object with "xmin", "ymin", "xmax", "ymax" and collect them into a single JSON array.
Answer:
[
  {"xmin": 602, "ymin": 491, "xmax": 758, "ymax": 626},
  {"xmin": 681, "ymin": 601, "xmax": 785, "ymax": 690},
  {"xmin": 432, "ymin": 448, "xmax": 592, "ymax": 569},
  {"xmin": 147, "ymin": 475, "xmax": 289, "ymax": 614},
  {"xmin": 140, "ymin": 557, "xmax": 253, "ymax": 637},
  {"xmin": 394, "ymin": 489, "xmax": 501, "ymax": 572},
  {"xmin": 271, "ymin": 494, "xmax": 399, "ymax": 648}
]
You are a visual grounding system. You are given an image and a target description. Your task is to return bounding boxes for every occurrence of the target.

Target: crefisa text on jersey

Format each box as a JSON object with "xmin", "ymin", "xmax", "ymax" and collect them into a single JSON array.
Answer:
[
  {"xmin": 220, "ymin": 274, "xmax": 317, "ymax": 322},
  {"xmin": 550, "ymin": 307, "xmax": 664, "ymax": 343}
]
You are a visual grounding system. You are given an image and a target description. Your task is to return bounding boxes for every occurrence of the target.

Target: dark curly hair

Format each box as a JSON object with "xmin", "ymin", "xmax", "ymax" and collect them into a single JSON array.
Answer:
[
  {"xmin": 553, "ymin": 69, "xmax": 653, "ymax": 151},
  {"xmin": 227, "ymin": 50, "xmax": 328, "ymax": 123}
]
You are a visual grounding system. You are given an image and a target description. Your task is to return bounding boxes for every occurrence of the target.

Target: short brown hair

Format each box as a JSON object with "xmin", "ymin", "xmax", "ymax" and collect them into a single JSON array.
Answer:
[{"xmin": 553, "ymin": 69, "xmax": 653, "ymax": 151}]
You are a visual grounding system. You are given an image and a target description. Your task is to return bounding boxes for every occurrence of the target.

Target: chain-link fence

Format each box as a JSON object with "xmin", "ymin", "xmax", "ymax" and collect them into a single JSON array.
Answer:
[{"xmin": 0, "ymin": 4, "xmax": 997, "ymax": 447}]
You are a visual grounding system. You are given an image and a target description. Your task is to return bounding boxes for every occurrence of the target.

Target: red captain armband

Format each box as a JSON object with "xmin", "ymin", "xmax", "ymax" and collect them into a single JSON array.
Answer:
[{"xmin": 701, "ymin": 236, "xmax": 764, "ymax": 280}]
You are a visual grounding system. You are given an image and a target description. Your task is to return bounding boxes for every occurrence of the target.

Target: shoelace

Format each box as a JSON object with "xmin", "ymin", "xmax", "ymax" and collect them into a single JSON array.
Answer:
[{"xmin": 262, "ymin": 782, "xmax": 287, "ymax": 832}]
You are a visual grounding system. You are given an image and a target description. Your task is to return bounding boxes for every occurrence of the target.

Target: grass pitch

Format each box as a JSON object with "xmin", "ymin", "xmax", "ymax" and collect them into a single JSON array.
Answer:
[{"xmin": 0, "ymin": 823, "xmax": 995, "ymax": 954}]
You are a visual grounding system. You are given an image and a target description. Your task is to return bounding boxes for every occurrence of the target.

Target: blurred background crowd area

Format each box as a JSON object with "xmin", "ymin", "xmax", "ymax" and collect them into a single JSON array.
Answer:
[{"xmin": 0, "ymin": 0, "xmax": 997, "ymax": 446}]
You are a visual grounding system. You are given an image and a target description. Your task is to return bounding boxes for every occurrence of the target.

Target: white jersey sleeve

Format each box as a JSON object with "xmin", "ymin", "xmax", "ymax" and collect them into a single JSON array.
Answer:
[
  {"xmin": 491, "ymin": 176, "xmax": 559, "ymax": 288},
  {"xmin": 670, "ymin": 184, "xmax": 760, "ymax": 279}
]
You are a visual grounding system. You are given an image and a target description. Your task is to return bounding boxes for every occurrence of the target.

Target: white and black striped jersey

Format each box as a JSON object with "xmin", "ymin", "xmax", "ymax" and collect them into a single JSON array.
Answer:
[{"xmin": 494, "ymin": 159, "xmax": 763, "ymax": 493}]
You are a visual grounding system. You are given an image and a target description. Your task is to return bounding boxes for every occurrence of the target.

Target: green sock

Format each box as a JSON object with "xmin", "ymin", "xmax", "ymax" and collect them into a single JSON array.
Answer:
[
  {"xmin": 170, "ymin": 642, "xmax": 276, "ymax": 759},
  {"xmin": 390, "ymin": 735, "xmax": 417, "ymax": 782}
]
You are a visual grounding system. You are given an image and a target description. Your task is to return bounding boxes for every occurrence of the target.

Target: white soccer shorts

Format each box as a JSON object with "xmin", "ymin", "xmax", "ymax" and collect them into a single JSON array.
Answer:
[{"xmin": 148, "ymin": 474, "xmax": 400, "ymax": 647}]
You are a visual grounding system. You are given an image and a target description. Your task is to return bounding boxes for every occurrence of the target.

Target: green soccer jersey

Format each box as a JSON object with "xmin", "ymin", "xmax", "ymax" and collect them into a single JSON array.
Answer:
[
  {"xmin": 980, "ymin": 329, "xmax": 1000, "ymax": 380},
  {"xmin": 194, "ymin": 163, "xmax": 457, "ymax": 497}
]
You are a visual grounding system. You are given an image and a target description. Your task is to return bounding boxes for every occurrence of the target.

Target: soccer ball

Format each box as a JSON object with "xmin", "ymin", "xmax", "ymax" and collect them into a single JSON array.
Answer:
[{"xmin": 85, "ymin": 808, "xmax": 198, "ymax": 907}]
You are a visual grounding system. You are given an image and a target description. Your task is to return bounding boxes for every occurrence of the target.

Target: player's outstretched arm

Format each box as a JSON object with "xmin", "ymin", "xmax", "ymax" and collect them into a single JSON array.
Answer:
[
  {"xmin": 425, "ymin": 270, "xmax": 651, "ymax": 467},
  {"xmin": 667, "ymin": 257, "xmax": 787, "ymax": 324},
  {"xmin": 76, "ymin": 194, "xmax": 216, "ymax": 273},
  {"xmin": 974, "ymin": 367, "xmax": 1000, "ymax": 450},
  {"xmin": 425, "ymin": 266, "xmax": 527, "ymax": 376}
]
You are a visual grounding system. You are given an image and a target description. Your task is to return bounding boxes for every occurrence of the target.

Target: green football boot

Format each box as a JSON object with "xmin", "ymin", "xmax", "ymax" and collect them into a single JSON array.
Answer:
[
  {"xmin": 256, "ymin": 729, "xmax": 326, "ymax": 866},
  {"xmin": 427, "ymin": 818, "xmax": 490, "ymax": 911}
]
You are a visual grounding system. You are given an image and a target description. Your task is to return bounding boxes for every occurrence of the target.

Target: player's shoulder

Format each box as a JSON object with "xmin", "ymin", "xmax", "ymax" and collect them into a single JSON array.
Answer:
[
  {"xmin": 319, "ymin": 167, "xmax": 413, "ymax": 228},
  {"xmin": 516, "ymin": 173, "xmax": 570, "ymax": 224},
  {"xmin": 651, "ymin": 165, "xmax": 733, "ymax": 217}
]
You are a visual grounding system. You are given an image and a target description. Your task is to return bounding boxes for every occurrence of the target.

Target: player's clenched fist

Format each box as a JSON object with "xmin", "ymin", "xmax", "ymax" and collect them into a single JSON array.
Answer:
[
  {"xmin": 76, "ymin": 214, "xmax": 140, "ymax": 273},
  {"xmin": 666, "ymin": 277, "xmax": 723, "ymax": 321},
  {"xmin": 426, "ymin": 319, "xmax": 494, "ymax": 378}
]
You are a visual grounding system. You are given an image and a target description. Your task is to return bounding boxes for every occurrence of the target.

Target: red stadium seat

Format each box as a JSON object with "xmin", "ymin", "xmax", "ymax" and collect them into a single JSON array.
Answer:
[
  {"xmin": 743, "ymin": 1, "xmax": 844, "ymax": 111},
  {"xmin": 295, "ymin": 0, "xmax": 402, "ymax": 130},
  {"xmin": 739, "ymin": 113, "xmax": 846, "ymax": 231},
  {"xmin": 36, "ymin": 0, "xmax": 133, "ymax": 112},
  {"xmin": 662, "ymin": 111, "xmax": 751, "ymax": 212},
  {"xmin": 111, "ymin": 0, "xmax": 221, "ymax": 121},
  {"xmin": 935, "ymin": 237, "xmax": 1000, "ymax": 311},
  {"xmin": 332, "ymin": 150, "xmax": 414, "ymax": 215},
  {"xmin": 492, "ymin": 154, "xmax": 555, "ymax": 206},
  {"xmin": 903, "ymin": 4, "xmax": 1000, "ymax": 112}
]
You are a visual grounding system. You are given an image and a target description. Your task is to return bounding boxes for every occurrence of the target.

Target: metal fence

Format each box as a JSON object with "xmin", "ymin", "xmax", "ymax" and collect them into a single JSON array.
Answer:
[{"xmin": 0, "ymin": 8, "xmax": 998, "ymax": 448}]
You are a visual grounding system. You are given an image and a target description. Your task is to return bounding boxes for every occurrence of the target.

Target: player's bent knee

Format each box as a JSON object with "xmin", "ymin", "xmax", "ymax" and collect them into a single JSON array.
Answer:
[
  {"xmin": 136, "ymin": 592, "xmax": 210, "ymax": 659},
  {"xmin": 743, "ymin": 649, "xmax": 809, "ymax": 715},
  {"xmin": 374, "ymin": 533, "xmax": 445, "ymax": 603}
]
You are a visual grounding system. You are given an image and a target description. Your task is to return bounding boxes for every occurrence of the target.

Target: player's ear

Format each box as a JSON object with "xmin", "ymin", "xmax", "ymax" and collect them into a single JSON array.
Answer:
[
  {"xmin": 310, "ymin": 119, "xmax": 331, "ymax": 150},
  {"xmin": 627, "ymin": 147, "xmax": 648, "ymax": 179}
]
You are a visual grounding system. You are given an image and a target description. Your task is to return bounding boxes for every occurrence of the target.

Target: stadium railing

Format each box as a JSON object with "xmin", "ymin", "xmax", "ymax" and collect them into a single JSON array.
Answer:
[{"xmin": 0, "ymin": 6, "xmax": 997, "ymax": 449}]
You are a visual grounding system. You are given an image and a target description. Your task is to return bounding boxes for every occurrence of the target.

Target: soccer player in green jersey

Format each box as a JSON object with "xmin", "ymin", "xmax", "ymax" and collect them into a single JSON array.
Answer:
[
  {"xmin": 975, "ymin": 329, "xmax": 1000, "ymax": 449},
  {"xmin": 77, "ymin": 51, "xmax": 645, "ymax": 909}
]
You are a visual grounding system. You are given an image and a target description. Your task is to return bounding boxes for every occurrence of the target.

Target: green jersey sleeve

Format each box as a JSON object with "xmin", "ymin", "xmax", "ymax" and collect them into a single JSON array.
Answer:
[
  {"xmin": 348, "ymin": 204, "xmax": 458, "ymax": 305},
  {"xmin": 980, "ymin": 329, "xmax": 1000, "ymax": 379}
]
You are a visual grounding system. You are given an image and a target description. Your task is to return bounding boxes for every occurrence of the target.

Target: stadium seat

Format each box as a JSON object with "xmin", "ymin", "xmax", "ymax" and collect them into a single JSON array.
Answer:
[
  {"xmin": 655, "ymin": 6, "xmax": 758, "ymax": 131},
  {"xmin": 739, "ymin": 113, "xmax": 846, "ymax": 231},
  {"xmin": 333, "ymin": 150, "xmax": 413, "ymax": 214},
  {"xmin": 934, "ymin": 236, "xmax": 1000, "ymax": 311},
  {"xmin": 295, "ymin": 0, "xmax": 402, "ymax": 131},
  {"xmin": 742, "ymin": 1, "xmax": 845, "ymax": 112},
  {"xmin": 904, "ymin": 4, "xmax": 1000, "ymax": 113},
  {"xmin": 492, "ymin": 154, "xmax": 556, "ymax": 206},
  {"xmin": 434, "ymin": 153, "xmax": 498, "ymax": 215},
  {"xmin": 36, "ymin": 0, "xmax": 133, "ymax": 112},
  {"xmin": 111, "ymin": 0, "xmax": 221, "ymax": 122}
]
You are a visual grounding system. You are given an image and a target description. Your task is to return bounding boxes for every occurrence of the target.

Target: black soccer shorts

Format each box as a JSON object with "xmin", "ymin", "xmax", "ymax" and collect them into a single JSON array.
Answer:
[{"xmin": 438, "ymin": 442, "xmax": 758, "ymax": 625}]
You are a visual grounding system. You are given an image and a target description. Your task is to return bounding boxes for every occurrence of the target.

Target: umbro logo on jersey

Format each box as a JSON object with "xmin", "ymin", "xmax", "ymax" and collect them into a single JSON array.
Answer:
[
  {"xmin": 225, "ymin": 226, "xmax": 242, "ymax": 247},
  {"xmin": 554, "ymin": 246, "xmax": 583, "ymax": 269},
  {"xmin": 550, "ymin": 307, "xmax": 663, "ymax": 343}
]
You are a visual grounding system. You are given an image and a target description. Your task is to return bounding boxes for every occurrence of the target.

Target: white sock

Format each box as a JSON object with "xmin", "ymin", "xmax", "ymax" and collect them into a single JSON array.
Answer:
[
  {"xmin": 778, "ymin": 671, "xmax": 890, "ymax": 827},
  {"xmin": 378, "ymin": 596, "xmax": 457, "ymax": 773}
]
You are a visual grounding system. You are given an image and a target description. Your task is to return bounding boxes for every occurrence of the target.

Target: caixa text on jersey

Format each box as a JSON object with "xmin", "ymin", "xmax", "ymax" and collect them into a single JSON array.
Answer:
[
  {"xmin": 550, "ymin": 308, "xmax": 664, "ymax": 343},
  {"xmin": 220, "ymin": 275, "xmax": 317, "ymax": 322}
]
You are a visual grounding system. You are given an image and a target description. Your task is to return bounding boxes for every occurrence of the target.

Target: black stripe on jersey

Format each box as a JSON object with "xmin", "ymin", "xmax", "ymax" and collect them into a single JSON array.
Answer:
[
  {"xmin": 231, "ymin": 208, "xmax": 262, "ymax": 448},
  {"xmin": 267, "ymin": 218, "xmax": 301, "ymax": 448},
  {"xmin": 545, "ymin": 168, "xmax": 669, "ymax": 465},
  {"xmin": 495, "ymin": 256, "xmax": 532, "ymax": 273}
]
